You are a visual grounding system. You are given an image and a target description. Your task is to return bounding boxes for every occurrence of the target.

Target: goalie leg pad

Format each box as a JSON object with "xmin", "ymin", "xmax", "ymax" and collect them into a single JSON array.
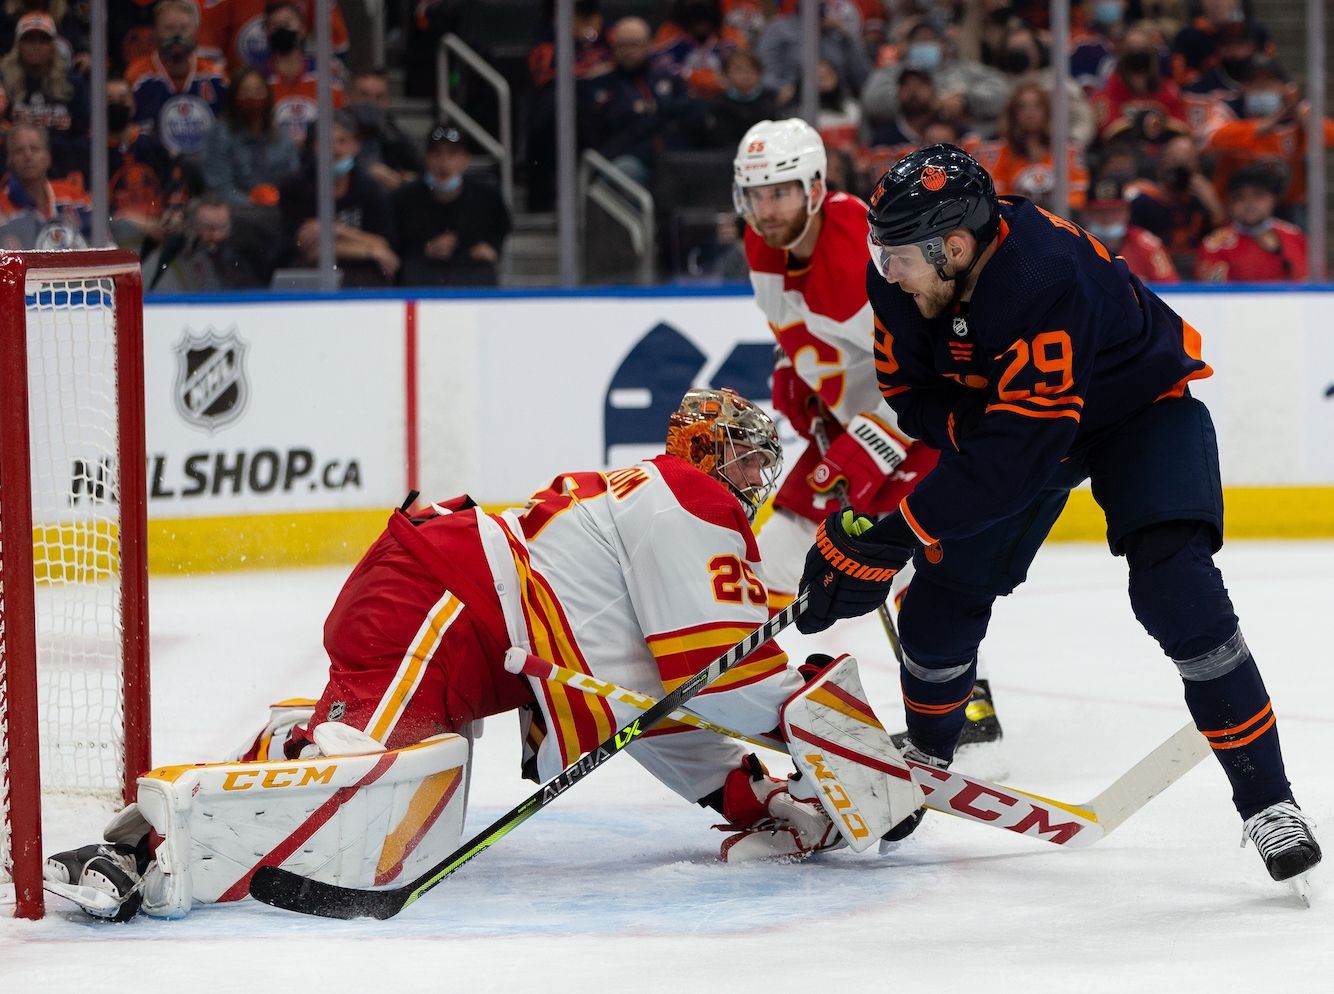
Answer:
[
  {"xmin": 133, "ymin": 732, "xmax": 471, "ymax": 918},
  {"xmin": 780, "ymin": 654, "xmax": 925, "ymax": 851}
]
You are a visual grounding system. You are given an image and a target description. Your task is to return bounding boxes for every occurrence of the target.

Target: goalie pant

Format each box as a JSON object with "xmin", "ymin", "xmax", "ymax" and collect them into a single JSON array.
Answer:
[{"xmin": 744, "ymin": 192, "xmax": 940, "ymax": 606}]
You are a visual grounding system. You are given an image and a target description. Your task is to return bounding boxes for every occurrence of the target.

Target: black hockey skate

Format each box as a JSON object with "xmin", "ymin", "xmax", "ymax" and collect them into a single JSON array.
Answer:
[
  {"xmin": 44, "ymin": 842, "xmax": 145, "ymax": 922},
  {"xmin": 890, "ymin": 680, "xmax": 1003, "ymax": 751},
  {"xmin": 1242, "ymin": 800, "xmax": 1322, "ymax": 884},
  {"xmin": 957, "ymin": 678, "xmax": 1003, "ymax": 747}
]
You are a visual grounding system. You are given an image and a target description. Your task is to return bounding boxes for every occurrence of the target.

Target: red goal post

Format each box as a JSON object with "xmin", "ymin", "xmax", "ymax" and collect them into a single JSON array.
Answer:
[{"xmin": 0, "ymin": 249, "xmax": 149, "ymax": 920}]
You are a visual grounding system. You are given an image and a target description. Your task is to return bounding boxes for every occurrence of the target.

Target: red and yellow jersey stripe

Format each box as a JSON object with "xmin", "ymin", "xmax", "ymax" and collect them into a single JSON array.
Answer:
[
  {"xmin": 505, "ymin": 526, "xmax": 618, "ymax": 767},
  {"xmin": 648, "ymin": 620, "xmax": 789, "ymax": 695}
]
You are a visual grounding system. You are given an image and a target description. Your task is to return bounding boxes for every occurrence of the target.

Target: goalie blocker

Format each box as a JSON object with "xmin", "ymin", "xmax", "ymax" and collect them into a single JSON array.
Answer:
[{"xmin": 43, "ymin": 708, "xmax": 471, "ymax": 920}]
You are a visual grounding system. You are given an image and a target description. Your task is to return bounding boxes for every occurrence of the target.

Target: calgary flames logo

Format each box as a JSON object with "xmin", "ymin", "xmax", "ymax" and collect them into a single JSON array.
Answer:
[
  {"xmin": 869, "ymin": 177, "xmax": 887, "ymax": 206},
  {"xmin": 920, "ymin": 165, "xmax": 947, "ymax": 191}
]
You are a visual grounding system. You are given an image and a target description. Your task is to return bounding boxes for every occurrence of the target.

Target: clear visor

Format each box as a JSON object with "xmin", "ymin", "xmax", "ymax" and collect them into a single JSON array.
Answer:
[
  {"xmin": 867, "ymin": 233, "xmax": 942, "ymax": 283},
  {"xmin": 733, "ymin": 181, "xmax": 813, "ymax": 226}
]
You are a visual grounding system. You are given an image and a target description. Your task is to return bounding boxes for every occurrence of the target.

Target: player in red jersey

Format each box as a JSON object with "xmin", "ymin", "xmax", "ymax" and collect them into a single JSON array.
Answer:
[{"xmin": 733, "ymin": 118, "xmax": 1003, "ymax": 749}]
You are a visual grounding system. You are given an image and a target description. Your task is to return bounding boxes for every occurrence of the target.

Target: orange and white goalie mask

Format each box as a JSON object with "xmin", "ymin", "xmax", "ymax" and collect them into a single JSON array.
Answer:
[{"xmin": 666, "ymin": 387, "xmax": 782, "ymax": 523}]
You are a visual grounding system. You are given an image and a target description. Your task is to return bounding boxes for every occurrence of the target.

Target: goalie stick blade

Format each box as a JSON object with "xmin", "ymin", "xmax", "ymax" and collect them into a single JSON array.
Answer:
[{"xmin": 249, "ymin": 865, "xmax": 406, "ymax": 920}]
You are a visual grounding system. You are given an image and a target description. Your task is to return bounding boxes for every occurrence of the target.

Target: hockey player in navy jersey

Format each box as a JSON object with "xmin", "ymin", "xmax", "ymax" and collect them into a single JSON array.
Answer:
[{"xmin": 796, "ymin": 143, "xmax": 1321, "ymax": 885}]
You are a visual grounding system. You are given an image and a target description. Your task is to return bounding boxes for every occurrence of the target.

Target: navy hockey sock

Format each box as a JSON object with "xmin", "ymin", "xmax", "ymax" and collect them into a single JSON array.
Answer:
[
  {"xmin": 897, "ymin": 578, "xmax": 992, "ymax": 761},
  {"xmin": 1178, "ymin": 633, "xmax": 1292, "ymax": 820}
]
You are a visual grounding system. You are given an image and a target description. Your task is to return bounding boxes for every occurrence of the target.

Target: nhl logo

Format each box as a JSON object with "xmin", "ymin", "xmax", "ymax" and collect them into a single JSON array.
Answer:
[
  {"xmin": 173, "ymin": 326, "xmax": 250, "ymax": 432},
  {"xmin": 952, "ymin": 316, "xmax": 969, "ymax": 338}
]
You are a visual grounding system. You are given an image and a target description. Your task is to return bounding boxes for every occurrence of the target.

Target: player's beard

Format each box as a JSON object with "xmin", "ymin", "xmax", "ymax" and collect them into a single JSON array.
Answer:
[
  {"xmin": 759, "ymin": 212, "xmax": 810, "ymax": 250},
  {"xmin": 910, "ymin": 273, "xmax": 969, "ymax": 319}
]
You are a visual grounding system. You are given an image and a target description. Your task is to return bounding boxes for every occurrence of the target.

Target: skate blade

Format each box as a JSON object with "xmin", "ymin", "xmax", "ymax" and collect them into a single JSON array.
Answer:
[{"xmin": 1289, "ymin": 872, "xmax": 1313, "ymax": 908}]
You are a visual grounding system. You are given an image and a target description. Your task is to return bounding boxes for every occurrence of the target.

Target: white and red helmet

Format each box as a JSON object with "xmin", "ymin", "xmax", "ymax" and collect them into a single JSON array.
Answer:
[{"xmin": 732, "ymin": 118, "xmax": 828, "ymax": 232}]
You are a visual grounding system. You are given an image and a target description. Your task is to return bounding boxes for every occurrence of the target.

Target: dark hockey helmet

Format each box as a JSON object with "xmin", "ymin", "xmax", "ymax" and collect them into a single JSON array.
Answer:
[{"xmin": 866, "ymin": 144, "xmax": 1000, "ymax": 279}]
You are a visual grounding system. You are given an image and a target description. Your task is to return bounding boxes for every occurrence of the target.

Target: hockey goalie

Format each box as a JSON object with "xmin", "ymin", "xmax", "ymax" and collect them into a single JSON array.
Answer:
[{"xmin": 45, "ymin": 388, "xmax": 923, "ymax": 921}]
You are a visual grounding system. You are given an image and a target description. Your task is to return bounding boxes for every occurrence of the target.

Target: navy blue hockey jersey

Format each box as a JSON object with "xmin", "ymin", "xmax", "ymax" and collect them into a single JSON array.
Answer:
[{"xmin": 869, "ymin": 197, "xmax": 1211, "ymax": 545}]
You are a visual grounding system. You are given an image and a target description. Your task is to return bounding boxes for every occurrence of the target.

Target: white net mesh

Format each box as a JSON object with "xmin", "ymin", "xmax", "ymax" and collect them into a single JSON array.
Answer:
[{"xmin": 1, "ymin": 276, "xmax": 127, "ymax": 903}]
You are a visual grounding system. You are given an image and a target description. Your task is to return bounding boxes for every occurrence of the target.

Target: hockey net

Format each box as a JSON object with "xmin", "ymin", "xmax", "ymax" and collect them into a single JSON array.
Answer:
[{"xmin": 0, "ymin": 250, "xmax": 149, "ymax": 920}]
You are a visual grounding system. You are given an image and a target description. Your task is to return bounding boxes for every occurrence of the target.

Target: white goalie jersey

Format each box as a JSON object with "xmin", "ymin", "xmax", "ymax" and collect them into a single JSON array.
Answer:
[{"xmin": 479, "ymin": 454, "xmax": 804, "ymax": 802}]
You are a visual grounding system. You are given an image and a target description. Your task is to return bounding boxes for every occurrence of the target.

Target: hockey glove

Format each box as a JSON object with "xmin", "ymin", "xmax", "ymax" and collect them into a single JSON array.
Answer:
[
  {"xmin": 772, "ymin": 352, "xmax": 824, "ymax": 441},
  {"xmin": 796, "ymin": 510, "xmax": 916, "ymax": 634},
  {"xmin": 714, "ymin": 754, "xmax": 842, "ymax": 861},
  {"xmin": 808, "ymin": 413, "xmax": 909, "ymax": 507}
]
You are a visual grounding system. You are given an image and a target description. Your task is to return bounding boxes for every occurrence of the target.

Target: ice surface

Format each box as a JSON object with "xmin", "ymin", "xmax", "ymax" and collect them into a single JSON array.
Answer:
[{"xmin": 3, "ymin": 541, "xmax": 1331, "ymax": 992}]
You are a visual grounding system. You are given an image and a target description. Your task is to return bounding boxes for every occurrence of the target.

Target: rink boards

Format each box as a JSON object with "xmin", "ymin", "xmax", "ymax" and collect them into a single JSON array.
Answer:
[{"xmin": 118, "ymin": 285, "xmax": 1334, "ymax": 571}]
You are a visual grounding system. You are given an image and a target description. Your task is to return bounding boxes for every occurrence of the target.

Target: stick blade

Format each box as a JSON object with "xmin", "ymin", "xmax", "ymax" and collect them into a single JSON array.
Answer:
[
  {"xmin": 1083, "ymin": 721, "xmax": 1209, "ymax": 834},
  {"xmin": 249, "ymin": 865, "xmax": 407, "ymax": 920}
]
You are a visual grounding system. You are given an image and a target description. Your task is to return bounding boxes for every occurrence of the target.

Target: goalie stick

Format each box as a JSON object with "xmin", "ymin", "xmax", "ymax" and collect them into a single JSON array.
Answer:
[
  {"xmin": 519, "ymin": 652, "xmax": 1211, "ymax": 848},
  {"xmin": 247, "ymin": 591, "xmax": 810, "ymax": 920}
]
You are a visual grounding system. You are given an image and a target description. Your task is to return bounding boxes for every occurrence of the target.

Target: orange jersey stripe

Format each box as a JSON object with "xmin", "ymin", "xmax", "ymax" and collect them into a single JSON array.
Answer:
[
  {"xmin": 985, "ymin": 403, "xmax": 1082, "ymax": 423},
  {"xmin": 898, "ymin": 497, "xmax": 937, "ymax": 546}
]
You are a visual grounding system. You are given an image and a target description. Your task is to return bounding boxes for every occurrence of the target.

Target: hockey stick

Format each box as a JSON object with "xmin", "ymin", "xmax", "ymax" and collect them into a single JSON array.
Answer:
[
  {"xmin": 810, "ymin": 418, "xmax": 904, "ymax": 663},
  {"xmin": 247, "ymin": 592, "xmax": 809, "ymax": 920},
  {"xmin": 521, "ymin": 652, "xmax": 1211, "ymax": 849}
]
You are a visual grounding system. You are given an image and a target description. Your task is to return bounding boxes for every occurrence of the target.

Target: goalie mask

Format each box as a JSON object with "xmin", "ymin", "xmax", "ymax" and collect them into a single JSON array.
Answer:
[{"xmin": 667, "ymin": 388, "xmax": 782, "ymax": 523}]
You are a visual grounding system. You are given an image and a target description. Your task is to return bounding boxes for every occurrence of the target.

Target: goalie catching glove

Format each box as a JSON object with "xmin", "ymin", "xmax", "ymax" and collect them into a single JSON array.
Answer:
[
  {"xmin": 808, "ymin": 413, "xmax": 909, "ymax": 508},
  {"xmin": 715, "ymin": 754, "xmax": 844, "ymax": 862},
  {"xmin": 796, "ymin": 510, "xmax": 917, "ymax": 634}
]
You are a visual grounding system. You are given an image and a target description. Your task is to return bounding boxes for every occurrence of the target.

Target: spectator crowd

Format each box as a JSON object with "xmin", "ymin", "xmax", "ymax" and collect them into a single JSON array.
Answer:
[
  {"xmin": 516, "ymin": 0, "xmax": 1328, "ymax": 283},
  {"xmin": 0, "ymin": 0, "xmax": 511, "ymax": 289},
  {"xmin": 0, "ymin": 0, "xmax": 1324, "ymax": 288}
]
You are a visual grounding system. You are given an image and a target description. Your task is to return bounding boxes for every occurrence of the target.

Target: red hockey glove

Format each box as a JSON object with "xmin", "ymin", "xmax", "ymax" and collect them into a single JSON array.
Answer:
[
  {"xmin": 716, "ymin": 754, "xmax": 841, "ymax": 861},
  {"xmin": 808, "ymin": 414, "xmax": 909, "ymax": 508},
  {"xmin": 772, "ymin": 355, "xmax": 823, "ymax": 441},
  {"xmin": 796, "ymin": 510, "xmax": 915, "ymax": 635}
]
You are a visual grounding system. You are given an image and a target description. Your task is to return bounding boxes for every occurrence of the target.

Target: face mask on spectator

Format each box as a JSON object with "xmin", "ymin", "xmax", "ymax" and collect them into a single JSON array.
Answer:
[
  {"xmin": 1234, "ymin": 217, "xmax": 1271, "ymax": 237},
  {"xmin": 1243, "ymin": 90, "xmax": 1283, "ymax": 116},
  {"xmin": 726, "ymin": 84, "xmax": 760, "ymax": 102},
  {"xmin": 159, "ymin": 35, "xmax": 195, "ymax": 60},
  {"xmin": 1093, "ymin": 1, "xmax": 1122, "ymax": 27},
  {"xmin": 348, "ymin": 102, "xmax": 385, "ymax": 133},
  {"xmin": 425, "ymin": 173, "xmax": 462, "ymax": 196},
  {"xmin": 1165, "ymin": 165, "xmax": 1193, "ymax": 192},
  {"xmin": 1003, "ymin": 49, "xmax": 1031, "ymax": 75},
  {"xmin": 333, "ymin": 155, "xmax": 356, "ymax": 176},
  {"xmin": 107, "ymin": 103, "xmax": 132, "ymax": 132},
  {"xmin": 1119, "ymin": 50, "xmax": 1155, "ymax": 77},
  {"xmin": 268, "ymin": 27, "xmax": 301, "ymax": 55},
  {"xmin": 906, "ymin": 42, "xmax": 942, "ymax": 71},
  {"xmin": 1086, "ymin": 221, "xmax": 1126, "ymax": 243}
]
